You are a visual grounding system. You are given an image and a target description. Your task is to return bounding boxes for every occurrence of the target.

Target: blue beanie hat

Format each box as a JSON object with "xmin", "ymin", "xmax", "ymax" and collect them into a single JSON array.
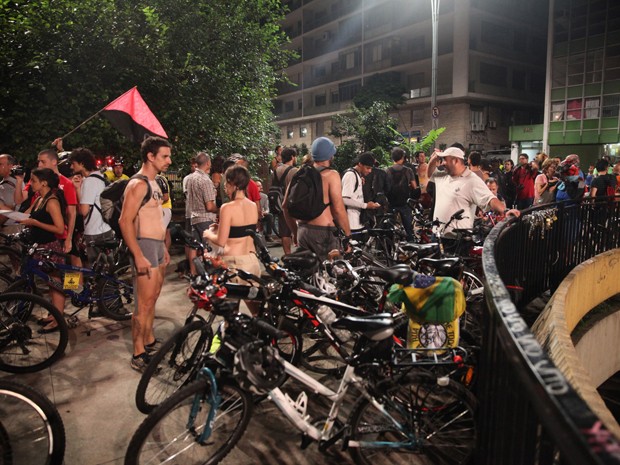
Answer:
[{"xmin": 311, "ymin": 137, "xmax": 336, "ymax": 161}]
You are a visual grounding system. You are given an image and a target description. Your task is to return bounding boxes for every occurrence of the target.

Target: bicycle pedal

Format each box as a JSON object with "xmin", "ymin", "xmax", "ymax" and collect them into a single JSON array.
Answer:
[
  {"xmin": 66, "ymin": 316, "xmax": 79, "ymax": 329},
  {"xmin": 299, "ymin": 433, "xmax": 313, "ymax": 450}
]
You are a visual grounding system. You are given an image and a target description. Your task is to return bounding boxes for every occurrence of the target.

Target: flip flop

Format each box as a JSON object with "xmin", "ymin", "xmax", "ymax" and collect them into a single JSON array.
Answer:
[
  {"xmin": 38, "ymin": 324, "xmax": 59, "ymax": 334},
  {"xmin": 37, "ymin": 316, "xmax": 55, "ymax": 326}
]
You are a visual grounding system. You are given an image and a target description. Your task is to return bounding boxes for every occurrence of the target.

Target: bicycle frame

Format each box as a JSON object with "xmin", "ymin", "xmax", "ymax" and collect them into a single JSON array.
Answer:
[
  {"xmin": 267, "ymin": 357, "xmax": 416, "ymax": 449},
  {"xmin": 19, "ymin": 254, "xmax": 128, "ymax": 309}
]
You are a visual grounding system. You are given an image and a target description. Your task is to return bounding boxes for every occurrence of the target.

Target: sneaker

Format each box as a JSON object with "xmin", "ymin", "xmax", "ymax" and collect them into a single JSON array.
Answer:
[
  {"xmin": 130, "ymin": 353, "xmax": 151, "ymax": 372},
  {"xmin": 144, "ymin": 338, "xmax": 163, "ymax": 354}
]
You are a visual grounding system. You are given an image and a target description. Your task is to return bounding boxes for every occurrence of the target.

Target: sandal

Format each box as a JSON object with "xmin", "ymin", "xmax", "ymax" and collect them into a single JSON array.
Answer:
[
  {"xmin": 37, "ymin": 316, "xmax": 55, "ymax": 326},
  {"xmin": 38, "ymin": 322, "xmax": 59, "ymax": 334}
]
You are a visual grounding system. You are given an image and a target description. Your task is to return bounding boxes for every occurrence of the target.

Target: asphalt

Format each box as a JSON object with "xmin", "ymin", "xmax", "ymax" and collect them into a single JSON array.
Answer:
[{"xmin": 0, "ymin": 241, "xmax": 360, "ymax": 465}]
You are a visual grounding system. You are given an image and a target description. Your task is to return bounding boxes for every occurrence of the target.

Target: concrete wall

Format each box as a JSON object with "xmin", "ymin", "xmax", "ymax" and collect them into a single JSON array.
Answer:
[{"xmin": 532, "ymin": 248, "xmax": 620, "ymax": 439}]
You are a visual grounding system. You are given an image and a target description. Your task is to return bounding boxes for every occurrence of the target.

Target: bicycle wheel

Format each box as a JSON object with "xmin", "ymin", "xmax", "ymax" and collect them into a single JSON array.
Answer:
[
  {"xmin": 126, "ymin": 378, "xmax": 252, "ymax": 465},
  {"xmin": 135, "ymin": 318, "xmax": 213, "ymax": 414},
  {"xmin": 0, "ymin": 292, "xmax": 69, "ymax": 373},
  {"xmin": 96, "ymin": 264, "xmax": 133, "ymax": 321},
  {"xmin": 0, "ymin": 379, "xmax": 66, "ymax": 465},
  {"xmin": 0, "ymin": 246, "xmax": 21, "ymax": 280},
  {"xmin": 348, "ymin": 371, "xmax": 477, "ymax": 465},
  {"xmin": 0, "ymin": 271, "xmax": 15, "ymax": 293},
  {"xmin": 461, "ymin": 269, "xmax": 485, "ymax": 346}
]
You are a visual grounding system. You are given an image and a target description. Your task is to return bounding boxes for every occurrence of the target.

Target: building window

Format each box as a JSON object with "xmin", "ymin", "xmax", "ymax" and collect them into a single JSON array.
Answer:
[
  {"xmin": 314, "ymin": 65, "xmax": 326, "ymax": 78},
  {"xmin": 584, "ymin": 98, "xmax": 600, "ymax": 119},
  {"xmin": 339, "ymin": 80, "xmax": 361, "ymax": 101},
  {"xmin": 298, "ymin": 99, "xmax": 302, "ymax": 110},
  {"xmin": 513, "ymin": 70, "xmax": 526, "ymax": 91},
  {"xmin": 566, "ymin": 99, "xmax": 582, "ymax": 120},
  {"xmin": 331, "ymin": 90, "xmax": 339, "ymax": 104},
  {"xmin": 551, "ymin": 102, "xmax": 565, "ymax": 121},
  {"xmin": 412, "ymin": 109, "xmax": 424, "ymax": 126},
  {"xmin": 287, "ymin": 126, "xmax": 294, "ymax": 139},
  {"xmin": 300, "ymin": 127, "xmax": 308, "ymax": 138},
  {"xmin": 315, "ymin": 93, "xmax": 326, "ymax": 106},
  {"xmin": 372, "ymin": 44, "xmax": 383, "ymax": 62},
  {"xmin": 603, "ymin": 95, "xmax": 620, "ymax": 117},
  {"xmin": 480, "ymin": 62, "xmax": 507, "ymax": 87},
  {"xmin": 284, "ymin": 101, "xmax": 294, "ymax": 113},
  {"xmin": 345, "ymin": 52, "xmax": 355, "ymax": 70},
  {"xmin": 470, "ymin": 106, "xmax": 484, "ymax": 131},
  {"xmin": 481, "ymin": 20, "xmax": 512, "ymax": 49}
]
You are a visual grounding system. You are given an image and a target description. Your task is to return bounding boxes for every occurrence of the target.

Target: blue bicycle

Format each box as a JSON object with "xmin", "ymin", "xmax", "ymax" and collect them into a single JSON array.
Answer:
[{"xmin": 5, "ymin": 234, "xmax": 133, "ymax": 325}]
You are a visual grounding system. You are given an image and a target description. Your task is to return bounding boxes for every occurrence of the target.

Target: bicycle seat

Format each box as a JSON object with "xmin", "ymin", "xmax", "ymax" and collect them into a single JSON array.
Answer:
[
  {"xmin": 418, "ymin": 257, "xmax": 463, "ymax": 278},
  {"xmin": 91, "ymin": 239, "xmax": 120, "ymax": 250},
  {"xmin": 331, "ymin": 313, "xmax": 394, "ymax": 341},
  {"xmin": 281, "ymin": 250, "xmax": 319, "ymax": 277},
  {"xmin": 400, "ymin": 243, "xmax": 439, "ymax": 258},
  {"xmin": 367, "ymin": 265, "xmax": 413, "ymax": 285}
]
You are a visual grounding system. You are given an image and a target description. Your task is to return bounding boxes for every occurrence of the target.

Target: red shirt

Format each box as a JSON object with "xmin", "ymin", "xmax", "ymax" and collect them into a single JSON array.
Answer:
[
  {"xmin": 512, "ymin": 166, "xmax": 536, "ymax": 200},
  {"xmin": 246, "ymin": 179, "xmax": 261, "ymax": 202}
]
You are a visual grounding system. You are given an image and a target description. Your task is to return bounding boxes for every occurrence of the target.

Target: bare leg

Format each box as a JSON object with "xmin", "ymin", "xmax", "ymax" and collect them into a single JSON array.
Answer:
[
  {"xmin": 132, "ymin": 267, "xmax": 163, "ymax": 356},
  {"xmin": 41, "ymin": 274, "xmax": 65, "ymax": 331},
  {"xmin": 143, "ymin": 263, "xmax": 166, "ymax": 347},
  {"xmin": 282, "ymin": 236, "xmax": 292, "ymax": 255}
]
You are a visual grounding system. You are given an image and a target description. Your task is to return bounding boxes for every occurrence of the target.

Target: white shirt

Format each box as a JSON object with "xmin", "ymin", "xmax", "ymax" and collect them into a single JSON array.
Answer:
[
  {"xmin": 431, "ymin": 168, "xmax": 495, "ymax": 235},
  {"xmin": 81, "ymin": 174, "xmax": 112, "ymax": 236},
  {"xmin": 342, "ymin": 168, "xmax": 366, "ymax": 230}
]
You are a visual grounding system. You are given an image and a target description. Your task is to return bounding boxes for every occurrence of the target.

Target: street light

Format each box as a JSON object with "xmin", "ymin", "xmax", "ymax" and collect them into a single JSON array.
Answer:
[{"xmin": 431, "ymin": 0, "xmax": 440, "ymax": 131}]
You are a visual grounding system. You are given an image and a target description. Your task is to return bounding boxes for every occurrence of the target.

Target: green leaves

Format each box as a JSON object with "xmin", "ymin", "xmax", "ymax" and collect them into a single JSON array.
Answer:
[{"xmin": 0, "ymin": 0, "xmax": 291, "ymax": 168}]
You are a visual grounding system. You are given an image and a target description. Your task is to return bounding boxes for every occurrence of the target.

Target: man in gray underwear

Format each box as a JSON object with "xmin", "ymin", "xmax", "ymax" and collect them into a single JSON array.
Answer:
[{"xmin": 119, "ymin": 136, "xmax": 172, "ymax": 372}]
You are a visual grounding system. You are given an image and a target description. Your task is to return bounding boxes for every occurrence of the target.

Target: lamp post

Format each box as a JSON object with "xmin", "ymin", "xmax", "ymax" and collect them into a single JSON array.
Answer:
[{"xmin": 431, "ymin": 0, "xmax": 440, "ymax": 131}]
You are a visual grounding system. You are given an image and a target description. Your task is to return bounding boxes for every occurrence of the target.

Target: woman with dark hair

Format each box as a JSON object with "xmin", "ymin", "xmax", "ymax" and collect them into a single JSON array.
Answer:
[
  {"xmin": 19, "ymin": 168, "xmax": 67, "ymax": 332},
  {"xmin": 203, "ymin": 165, "xmax": 260, "ymax": 313}
]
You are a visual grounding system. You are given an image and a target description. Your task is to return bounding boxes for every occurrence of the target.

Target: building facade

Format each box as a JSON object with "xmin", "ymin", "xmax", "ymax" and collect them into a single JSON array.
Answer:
[
  {"xmin": 544, "ymin": 0, "xmax": 620, "ymax": 164},
  {"xmin": 275, "ymin": 0, "xmax": 548, "ymax": 153}
]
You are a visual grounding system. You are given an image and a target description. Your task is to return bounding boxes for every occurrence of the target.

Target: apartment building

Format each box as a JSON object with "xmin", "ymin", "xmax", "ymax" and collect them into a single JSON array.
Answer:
[{"xmin": 274, "ymin": 0, "xmax": 548, "ymax": 153}]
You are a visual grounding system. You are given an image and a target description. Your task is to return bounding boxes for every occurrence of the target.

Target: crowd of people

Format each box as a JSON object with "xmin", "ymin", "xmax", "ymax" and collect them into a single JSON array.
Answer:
[{"xmin": 1, "ymin": 135, "xmax": 618, "ymax": 371}]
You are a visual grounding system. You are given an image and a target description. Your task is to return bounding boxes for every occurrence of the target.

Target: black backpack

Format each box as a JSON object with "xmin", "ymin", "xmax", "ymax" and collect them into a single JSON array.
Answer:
[
  {"xmin": 99, "ymin": 174, "xmax": 152, "ymax": 236},
  {"xmin": 268, "ymin": 166, "xmax": 293, "ymax": 215},
  {"xmin": 285, "ymin": 165, "xmax": 329, "ymax": 221},
  {"xmin": 386, "ymin": 166, "xmax": 410, "ymax": 207}
]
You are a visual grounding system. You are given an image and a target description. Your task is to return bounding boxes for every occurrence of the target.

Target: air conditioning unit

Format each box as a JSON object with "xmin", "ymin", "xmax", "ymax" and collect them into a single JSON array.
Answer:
[{"xmin": 488, "ymin": 121, "xmax": 497, "ymax": 129}]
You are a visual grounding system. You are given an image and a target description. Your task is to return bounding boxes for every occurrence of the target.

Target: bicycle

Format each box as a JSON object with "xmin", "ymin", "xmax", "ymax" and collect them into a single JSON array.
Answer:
[
  {"xmin": 126, "ymin": 309, "xmax": 477, "ymax": 465},
  {"xmin": 126, "ymin": 300, "xmax": 291, "ymax": 465},
  {"xmin": 4, "ymin": 234, "xmax": 133, "ymax": 326},
  {"xmin": 0, "ymin": 379, "xmax": 66, "ymax": 465},
  {"xmin": 0, "ymin": 291, "xmax": 69, "ymax": 373},
  {"xmin": 135, "ymin": 233, "xmax": 301, "ymax": 414}
]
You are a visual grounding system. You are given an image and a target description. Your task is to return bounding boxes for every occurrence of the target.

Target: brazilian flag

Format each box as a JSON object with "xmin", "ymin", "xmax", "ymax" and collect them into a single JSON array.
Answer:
[{"xmin": 387, "ymin": 274, "xmax": 466, "ymax": 324}]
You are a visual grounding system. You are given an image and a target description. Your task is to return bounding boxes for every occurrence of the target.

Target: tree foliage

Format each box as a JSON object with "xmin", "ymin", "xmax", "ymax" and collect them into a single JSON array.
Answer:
[
  {"xmin": 329, "ymin": 101, "xmax": 398, "ymax": 171},
  {"xmin": 0, "ymin": 0, "xmax": 292, "ymax": 166},
  {"xmin": 353, "ymin": 73, "xmax": 406, "ymax": 110}
]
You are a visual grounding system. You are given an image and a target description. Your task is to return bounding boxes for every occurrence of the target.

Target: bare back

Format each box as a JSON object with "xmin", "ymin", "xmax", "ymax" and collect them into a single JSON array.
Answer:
[{"xmin": 306, "ymin": 167, "xmax": 349, "ymax": 233}]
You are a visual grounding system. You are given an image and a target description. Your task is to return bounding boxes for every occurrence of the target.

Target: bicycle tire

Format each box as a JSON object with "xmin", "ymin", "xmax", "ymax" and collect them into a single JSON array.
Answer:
[
  {"xmin": 0, "ymin": 246, "xmax": 21, "ymax": 280},
  {"xmin": 96, "ymin": 264, "xmax": 133, "ymax": 321},
  {"xmin": 0, "ymin": 272, "xmax": 15, "ymax": 294},
  {"xmin": 0, "ymin": 379, "xmax": 66, "ymax": 465},
  {"xmin": 135, "ymin": 317, "xmax": 212, "ymax": 414},
  {"xmin": 0, "ymin": 292, "xmax": 68, "ymax": 373},
  {"xmin": 348, "ymin": 371, "xmax": 477, "ymax": 465},
  {"xmin": 126, "ymin": 378, "xmax": 252, "ymax": 465}
]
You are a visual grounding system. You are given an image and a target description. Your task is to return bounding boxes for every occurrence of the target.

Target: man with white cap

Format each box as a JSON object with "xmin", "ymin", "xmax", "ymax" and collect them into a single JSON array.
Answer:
[
  {"xmin": 428, "ymin": 146, "xmax": 519, "ymax": 236},
  {"xmin": 283, "ymin": 136, "xmax": 351, "ymax": 260}
]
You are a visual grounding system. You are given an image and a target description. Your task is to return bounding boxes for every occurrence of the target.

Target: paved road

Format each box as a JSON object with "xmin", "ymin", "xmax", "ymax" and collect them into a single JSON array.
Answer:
[{"xmin": 0, "ymin": 242, "xmax": 361, "ymax": 464}]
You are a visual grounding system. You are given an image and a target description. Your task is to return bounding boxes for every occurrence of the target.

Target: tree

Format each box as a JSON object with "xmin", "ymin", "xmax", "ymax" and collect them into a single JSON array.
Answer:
[
  {"xmin": 0, "ymin": 0, "xmax": 293, "ymax": 168},
  {"xmin": 329, "ymin": 101, "xmax": 397, "ymax": 172},
  {"xmin": 353, "ymin": 72, "xmax": 406, "ymax": 110}
]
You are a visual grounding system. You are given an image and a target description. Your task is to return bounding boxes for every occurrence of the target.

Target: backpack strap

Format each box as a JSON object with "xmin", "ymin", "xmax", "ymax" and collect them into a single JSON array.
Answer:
[
  {"xmin": 343, "ymin": 168, "xmax": 360, "ymax": 198},
  {"xmin": 84, "ymin": 173, "xmax": 109, "ymax": 225},
  {"xmin": 315, "ymin": 165, "xmax": 332, "ymax": 207}
]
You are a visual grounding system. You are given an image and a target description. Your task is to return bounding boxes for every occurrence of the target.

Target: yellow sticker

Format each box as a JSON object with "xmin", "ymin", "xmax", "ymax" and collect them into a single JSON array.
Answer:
[{"xmin": 63, "ymin": 272, "xmax": 81, "ymax": 290}]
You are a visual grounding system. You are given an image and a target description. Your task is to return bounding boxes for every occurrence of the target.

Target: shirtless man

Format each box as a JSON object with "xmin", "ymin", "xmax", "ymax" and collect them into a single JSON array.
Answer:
[
  {"xmin": 119, "ymin": 136, "xmax": 172, "ymax": 372},
  {"xmin": 283, "ymin": 136, "xmax": 351, "ymax": 260}
]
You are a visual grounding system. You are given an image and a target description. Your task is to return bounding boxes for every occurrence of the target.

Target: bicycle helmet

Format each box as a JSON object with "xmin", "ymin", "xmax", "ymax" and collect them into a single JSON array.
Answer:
[{"xmin": 233, "ymin": 341, "xmax": 285, "ymax": 395}]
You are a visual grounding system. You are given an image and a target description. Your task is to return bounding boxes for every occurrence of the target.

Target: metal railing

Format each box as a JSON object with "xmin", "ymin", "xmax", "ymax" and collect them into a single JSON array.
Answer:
[{"xmin": 477, "ymin": 196, "xmax": 620, "ymax": 465}]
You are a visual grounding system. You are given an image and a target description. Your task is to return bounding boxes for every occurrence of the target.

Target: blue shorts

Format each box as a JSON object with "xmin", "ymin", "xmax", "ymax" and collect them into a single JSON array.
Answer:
[{"xmin": 136, "ymin": 238, "xmax": 166, "ymax": 268}]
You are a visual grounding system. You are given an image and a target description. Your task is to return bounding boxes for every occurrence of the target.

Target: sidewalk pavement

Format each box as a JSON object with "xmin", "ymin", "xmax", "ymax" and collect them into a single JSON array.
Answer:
[{"xmin": 0, "ymin": 242, "xmax": 356, "ymax": 465}]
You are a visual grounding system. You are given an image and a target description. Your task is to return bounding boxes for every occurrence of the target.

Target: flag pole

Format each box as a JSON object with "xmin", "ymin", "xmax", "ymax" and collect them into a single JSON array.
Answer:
[{"xmin": 60, "ymin": 86, "xmax": 138, "ymax": 139}]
